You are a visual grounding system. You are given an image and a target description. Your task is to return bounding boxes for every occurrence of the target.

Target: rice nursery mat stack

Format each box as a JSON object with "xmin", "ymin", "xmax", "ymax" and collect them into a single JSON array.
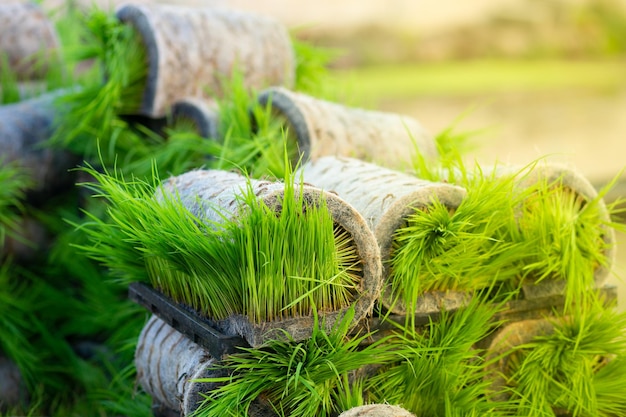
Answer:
[
  {"xmin": 0, "ymin": 2, "xmax": 60, "ymax": 82},
  {"xmin": 257, "ymin": 87, "xmax": 437, "ymax": 169},
  {"xmin": 114, "ymin": 3, "xmax": 295, "ymax": 119},
  {"xmin": 2, "ymin": 2, "xmax": 626, "ymax": 415},
  {"xmin": 76, "ymin": 166, "xmax": 383, "ymax": 414}
]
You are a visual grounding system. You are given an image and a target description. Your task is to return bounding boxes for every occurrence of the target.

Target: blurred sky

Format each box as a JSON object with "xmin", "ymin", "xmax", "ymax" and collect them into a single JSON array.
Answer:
[{"xmin": 50, "ymin": 0, "xmax": 626, "ymax": 34}]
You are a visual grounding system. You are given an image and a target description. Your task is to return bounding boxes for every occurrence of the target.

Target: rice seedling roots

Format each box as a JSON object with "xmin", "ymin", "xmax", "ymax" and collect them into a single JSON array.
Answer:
[
  {"xmin": 257, "ymin": 87, "xmax": 437, "ymax": 168},
  {"xmin": 0, "ymin": 2, "xmax": 60, "ymax": 80},
  {"xmin": 115, "ymin": 4, "xmax": 295, "ymax": 118}
]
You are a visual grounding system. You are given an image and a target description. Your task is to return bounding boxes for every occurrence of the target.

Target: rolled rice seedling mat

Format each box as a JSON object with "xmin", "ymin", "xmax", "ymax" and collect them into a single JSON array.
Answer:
[
  {"xmin": 339, "ymin": 404, "xmax": 416, "ymax": 417},
  {"xmin": 170, "ymin": 97, "xmax": 219, "ymax": 139},
  {"xmin": 484, "ymin": 318, "xmax": 556, "ymax": 402},
  {"xmin": 156, "ymin": 169, "xmax": 382, "ymax": 347},
  {"xmin": 257, "ymin": 87, "xmax": 437, "ymax": 169},
  {"xmin": 0, "ymin": 2, "xmax": 60, "ymax": 80},
  {"xmin": 0, "ymin": 90, "xmax": 79, "ymax": 204},
  {"xmin": 115, "ymin": 3, "xmax": 295, "ymax": 119},
  {"xmin": 499, "ymin": 163, "xmax": 616, "ymax": 300},
  {"xmin": 299, "ymin": 156, "xmax": 467, "ymax": 315},
  {"xmin": 135, "ymin": 315, "xmax": 226, "ymax": 416},
  {"xmin": 0, "ymin": 355, "xmax": 27, "ymax": 412}
]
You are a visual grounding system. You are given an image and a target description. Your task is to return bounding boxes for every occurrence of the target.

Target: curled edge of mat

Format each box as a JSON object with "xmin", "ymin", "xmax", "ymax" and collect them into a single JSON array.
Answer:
[
  {"xmin": 115, "ymin": 3, "xmax": 159, "ymax": 117},
  {"xmin": 257, "ymin": 86, "xmax": 312, "ymax": 161},
  {"xmin": 171, "ymin": 97, "xmax": 219, "ymax": 139}
]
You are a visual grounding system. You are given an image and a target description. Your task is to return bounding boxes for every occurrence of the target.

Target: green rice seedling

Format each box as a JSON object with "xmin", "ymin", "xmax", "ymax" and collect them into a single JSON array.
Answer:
[
  {"xmin": 51, "ymin": 8, "xmax": 148, "ymax": 161},
  {"xmin": 193, "ymin": 308, "xmax": 396, "ymax": 417},
  {"xmin": 388, "ymin": 166, "xmax": 532, "ymax": 313},
  {"xmin": 0, "ymin": 162, "xmax": 30, "ymax": 249},
  {"xmin": 411, "ymin": 112, "xmax": 486, "ymax": 184},
  {"xmin": 291, "ymin": 35, "xmax": 339, "ymax": 96},
  {"xmin": 364, "ymin": 299, "xmax": 507, "ymax": 417},
  {"xmin": 0, "ymin": 263, "xmax": 42, "ymax": 398},
  {"xmin": 87, "ymin": 363, "xmax": 152, "ymax": 417},
  {"xmin": 513, "ymin": 174, "xmax": 624, "ymax": 308},
  {"xmin": 208, "ymin": 71, "xmax": 299, "ymax": 179},
  {"xmin": 501, "ymin": 297, "xmax": 626, "ymax": 417},
  {"xmin": 77, "ymin": 164, "xmax": 361, "ymax": 324},
  {"xmin": 0, "ymin": 54, "xmax": 21, "ymax": 104},
  {"xmin": 410, "ymin": 123, "xmax": 624, "ymax": 305}
]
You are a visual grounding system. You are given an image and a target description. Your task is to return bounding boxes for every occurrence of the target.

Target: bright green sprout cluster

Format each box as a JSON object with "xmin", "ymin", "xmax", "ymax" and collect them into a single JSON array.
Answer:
[{"xmin": 78, "ymin": 165, "xmax": 360, "ymax": 324}]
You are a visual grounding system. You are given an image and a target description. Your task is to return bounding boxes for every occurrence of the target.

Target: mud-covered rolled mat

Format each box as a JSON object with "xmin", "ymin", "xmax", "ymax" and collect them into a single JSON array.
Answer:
[
  {"xmin": 115, "ymin": 3, "xmax": 295, "ymax": 119},
  {"xmin": 0, "ymin": 90, "xmax": 79, "ymax": 205},
  {"xmin": 171, "ymin": 97, "xmax": 219, "ymax": 139},
  {"xmin": 484, "ymin": 318, "xmax": 555, "ymax": 401},
  {"xmin": 299, "ymin": 156, "xmax": 467, "ymax": 315},
  {"xmin": 0, "ymin": 2, "xmax": 60, "ymax": 80},
  {"xmin": 135, "ymin": 315, "xmax": 225, "ymax": 416},
  {"xmin": 502, "ymin": 162, "xmax": 616, "ymax": 299},
  {"xmin": 257, "ymin": 87, "xmax": 437, "ymax": 168},
  {"xmin": 339, "ymin": 404, "xmax": 416, "ymax": 417},
  {"xmin": 157, "ymin": 169, "xmax": 382, "ymax": 347},
  {"xmin": 0, "ymin": 355, "xmax": 28, "ymax": 412}
]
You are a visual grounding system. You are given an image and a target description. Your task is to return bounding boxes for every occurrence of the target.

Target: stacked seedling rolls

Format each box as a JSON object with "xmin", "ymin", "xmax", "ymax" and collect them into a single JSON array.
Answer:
[
  {"xmin": 115, "ymin": 3, "xmax": 295, "ymax": 118},
  {"xmin": 154, "ymin": 169, "xmax": 381, "ymax": 346},
  {"xmin": 0, "ymin": 2, "xmax": 60, "ymax": 80},
  {"xmin": 257, "ymin": 87, "xmax": 437, "ymax": 168},
  {"xmin": 299, "ymin": 156, "xmax": 469, "ymax": 315}
]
